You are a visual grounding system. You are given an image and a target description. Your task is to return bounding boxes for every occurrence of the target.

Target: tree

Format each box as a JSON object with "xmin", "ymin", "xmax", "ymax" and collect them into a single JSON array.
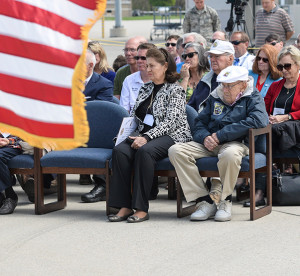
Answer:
[{"xmin": 149, "ymin": 0, "xmax": 176, "ymax": 7}]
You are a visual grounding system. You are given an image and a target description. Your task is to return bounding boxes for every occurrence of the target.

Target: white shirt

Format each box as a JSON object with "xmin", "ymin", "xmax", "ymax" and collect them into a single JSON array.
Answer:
[
  {"xmin": 120, "ymin": 71, "xmax": 145, "ymax": 112},
  {"xmin": 234, "ymin": 52, "xmax": 255, "ymax": 70}
]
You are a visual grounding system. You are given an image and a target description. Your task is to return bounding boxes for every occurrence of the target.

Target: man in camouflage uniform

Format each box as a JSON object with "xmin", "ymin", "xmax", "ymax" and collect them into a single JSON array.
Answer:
[{"xmin": 183, "ymin": 0, "xmax": 220, "ymax": 45}]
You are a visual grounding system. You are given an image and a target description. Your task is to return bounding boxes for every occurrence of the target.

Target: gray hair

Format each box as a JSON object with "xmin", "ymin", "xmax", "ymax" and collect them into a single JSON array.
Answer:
[
  {"xmin": 278, "ymin": 45, "xmax": 300, "ymax": 66},
  {"xmin": 183, "ymin": 32, "xmax": 207, "ymax": 49},
  {"xmin": 86, "ymin": 49, "xmax": 96, "ymax": 68},
  {"xmin": 176, "ymin": 37, "xmax": 183, "ymax": 50},
  {"xmin": 184, "ymin": 42, "xmax": 210, "ymax": 74}
]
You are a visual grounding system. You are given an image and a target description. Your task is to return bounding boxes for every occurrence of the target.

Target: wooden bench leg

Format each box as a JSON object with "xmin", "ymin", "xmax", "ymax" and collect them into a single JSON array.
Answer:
[
  {"xmin": 177, "ymin": 181, "xmax": 196, "ymax": 218},
  {"xmin": 35, "ymin": 174, "xmax": 66, "ymax": 215},
  {"xmin": 167, "ymin": 177, "xmax": 176, "ymax": 200}
]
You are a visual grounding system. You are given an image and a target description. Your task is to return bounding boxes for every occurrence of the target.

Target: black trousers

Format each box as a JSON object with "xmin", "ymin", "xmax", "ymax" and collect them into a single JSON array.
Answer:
[
  {"xmin": 0, "ymin": 147, "xmax": 21, "ymax": 192},
  {"xmin": 109, "ymin": 135, "xmax": 174, "ymax": 212}
]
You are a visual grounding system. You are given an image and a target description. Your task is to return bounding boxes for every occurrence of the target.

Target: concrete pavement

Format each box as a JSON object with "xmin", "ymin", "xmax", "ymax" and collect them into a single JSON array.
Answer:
[{"xmin": 1, "ymin": 175, "xmax": 300, "ymax": 275}]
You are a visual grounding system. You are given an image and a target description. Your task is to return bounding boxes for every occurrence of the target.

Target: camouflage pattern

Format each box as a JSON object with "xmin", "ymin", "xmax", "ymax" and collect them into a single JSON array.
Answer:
[{"xmin": 183, "ymin": 5, "xmax": 221, "ymax": 45}]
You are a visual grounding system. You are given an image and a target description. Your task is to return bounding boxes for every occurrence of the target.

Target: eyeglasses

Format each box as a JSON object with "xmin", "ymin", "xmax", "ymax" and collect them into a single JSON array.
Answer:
[
  {"xmin": 165, "ymin": 42, "xmax": 176, "ymax": 47},
  {"xmin": 123, "ymin": 48, "xmax": 137, "ymax": 53},
  {"xmin": 269, "ymin": 41, "xmax": 278, "ymax": 46},
  {"xmin": 181, "ymin": 42, "xmax": 192, "ymax": 48},
  {"xmin": 221, "ymin": 81, "xmax": 242, "ymax": 90},
  {"xmin": 230, "ymin": 40, "xmax": 246, "ymax": 45},
  {"xmin": 134, "ymin": 56, "xmax": 147, "ymax": 60},
  {"xmin": 182, "ymin": 52, "xmax": 198, "ymax": 60},
  {"xmin": 256, "ymin": 56, "xmax": 269, "ymax": 63},
  {"xmin": 276, "ymin": 63, "xmax": 294, "ymax": 71}
]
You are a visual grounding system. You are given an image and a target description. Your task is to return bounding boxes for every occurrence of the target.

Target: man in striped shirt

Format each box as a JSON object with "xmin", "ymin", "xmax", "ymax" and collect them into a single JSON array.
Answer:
[{"xmin": 255, "ymin": 0, "xmax": 294, "ymax": 48}]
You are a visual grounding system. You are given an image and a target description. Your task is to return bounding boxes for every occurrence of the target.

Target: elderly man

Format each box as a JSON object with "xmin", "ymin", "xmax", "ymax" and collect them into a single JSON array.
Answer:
[
  {"xmin": 83, "ymin": 49, "xmax": 113, "ymax": 102},
  {"xmin": 187, "ymin": 40, "xmax": 234, "ymax": 111},
  {"xmin": 169, "ymin": 66, "xmax": 269, "ymax": 221},
  {"xmin": 183, "ymin": 0, "xmax": 220, "ymax": 44},
  {"xmin": 177, "ymin": 32, "xmax": 207, "ymax": 73},
  {"xmin": 230, "ymin": 31, "xmax": 255, "ymax": 70},
  {"xmin": 264, "ymin": 33, "xmax": 284, "ymax": 51},
  {"xmin": 255, "ymin": 0, "xmax": 294, "ymax": 47},
  {"xmin": 114, "ymin": 36, "xmax": 147, "ymax": 99},
  {"xmin": 211, "ymin": 31, "xmax": 227, "ymax": 43}
]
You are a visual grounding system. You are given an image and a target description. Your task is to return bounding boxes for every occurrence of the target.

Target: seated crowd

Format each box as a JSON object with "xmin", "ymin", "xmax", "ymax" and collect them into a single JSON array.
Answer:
[{"xmin": 1, "ymin": 28, "xmax": 300, "ymax": 221}]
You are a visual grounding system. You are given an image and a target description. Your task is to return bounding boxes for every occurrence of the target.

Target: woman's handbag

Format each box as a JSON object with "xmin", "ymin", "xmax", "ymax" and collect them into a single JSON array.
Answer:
[{"xmin": 272, "ymin": 170, "xmax": 300, "ymax": 206}]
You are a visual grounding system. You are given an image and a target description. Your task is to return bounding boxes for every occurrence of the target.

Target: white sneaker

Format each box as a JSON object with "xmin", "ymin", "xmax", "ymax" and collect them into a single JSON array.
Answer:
[
  {"xmin": 190, "ymin": 201, "xmax": 217, "ymax": 221},
  {"xmin": 214, "ymin": 200, "xmax": 232, "ymax": 222}
]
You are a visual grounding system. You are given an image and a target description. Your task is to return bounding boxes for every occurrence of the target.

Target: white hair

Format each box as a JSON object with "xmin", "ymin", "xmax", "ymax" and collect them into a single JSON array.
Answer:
[{"xmin": 86, "ymin": 49, "xmax": 96, "ymax": 68}]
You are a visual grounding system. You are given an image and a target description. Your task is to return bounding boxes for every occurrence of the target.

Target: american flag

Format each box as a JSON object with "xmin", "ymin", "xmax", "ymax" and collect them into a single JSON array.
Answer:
[{"xmin": 0, "ymin": 0, "xmax": 106, "ymax": 150}]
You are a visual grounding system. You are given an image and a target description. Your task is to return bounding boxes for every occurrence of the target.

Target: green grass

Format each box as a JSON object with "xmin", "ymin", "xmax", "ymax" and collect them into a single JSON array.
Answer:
[{"xmin": 104, "ymin": 15, "xmax": 182, "ymax": 21}]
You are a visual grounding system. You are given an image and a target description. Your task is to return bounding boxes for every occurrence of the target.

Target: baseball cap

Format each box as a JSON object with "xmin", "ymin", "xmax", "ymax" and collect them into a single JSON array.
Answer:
[
  {"xmin": 205, "ymin": 39, "xmax": 235, "ymax": 56},
  {"xmin": 217, "ymin": 66, "xmax": 249, "ymax": 83}
]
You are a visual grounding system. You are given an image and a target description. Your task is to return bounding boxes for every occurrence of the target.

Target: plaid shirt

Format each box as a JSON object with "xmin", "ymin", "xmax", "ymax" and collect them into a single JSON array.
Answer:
[{"xmin": 0, "ymin": 133, "xmax": 22, "ymax": 149}]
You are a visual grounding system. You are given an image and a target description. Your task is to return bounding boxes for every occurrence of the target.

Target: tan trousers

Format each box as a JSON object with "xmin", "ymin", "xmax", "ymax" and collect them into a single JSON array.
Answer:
[{"xmin": 168, "ymin": 141, "xmax": 249, "ymax": 202}]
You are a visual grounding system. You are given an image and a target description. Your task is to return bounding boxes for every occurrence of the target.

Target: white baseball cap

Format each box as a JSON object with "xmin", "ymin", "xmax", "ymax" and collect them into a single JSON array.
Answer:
[
  {"xmin": 217, "ymin": 66, "xmax": 249, "ymax": 83},
  {"xmin": 205, "ymin": 40, "xmax": 235, "ymax": 56}
]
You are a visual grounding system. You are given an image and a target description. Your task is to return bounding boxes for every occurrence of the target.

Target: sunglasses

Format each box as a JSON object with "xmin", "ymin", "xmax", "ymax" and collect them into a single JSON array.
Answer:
[
  {"xmin": 182, "ymin": 52, "xmax": 198, "ymax": 60},
  {"xmin": 230, "ymin": 40, "xmax": 246, "ymax": 45},
  {"xmin": 256, "ymin": 56, "xmax": 269, "ymax": 63},
  {"xmin": 269, "ymin": 41, "xmax": 278, "ymax": 46},
  {"xmin": 276, "ymin": 63, "xmax": 294, "ymax": 71},
  {"xmin": 134, "ymin": 56, "xmax": 147, "ymax": 60},
  {"xmin": 165, "ymin": 42, "xmax": 176, "ymax": 47}
]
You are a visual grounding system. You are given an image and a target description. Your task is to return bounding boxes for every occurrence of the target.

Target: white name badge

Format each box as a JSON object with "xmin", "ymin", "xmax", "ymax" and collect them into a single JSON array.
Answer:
[
  {"xmin": 273, "ymin": 108, "xmax": 285, "ymax": 116},
  {"xmin": 143, "ymin": 114, "xmax": 154, "ymax": 126}
]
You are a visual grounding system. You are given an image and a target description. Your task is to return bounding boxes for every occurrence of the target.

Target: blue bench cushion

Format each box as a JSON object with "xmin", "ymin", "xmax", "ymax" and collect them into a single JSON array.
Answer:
[
  {"xmin": 41, "ymin": 148, "xmax": 112, "ymax": 168},
  {"xmin": 155, "ymin": 153, "xmax": 266, "ymax": 172},
  {"xmin": 8, "ymin": 154, "xmax": 34, "ymax": 169}
]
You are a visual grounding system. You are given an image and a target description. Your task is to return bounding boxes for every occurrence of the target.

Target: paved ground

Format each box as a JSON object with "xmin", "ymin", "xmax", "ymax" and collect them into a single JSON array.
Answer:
[
  {"xmin": 2, "ymin": 20, "xmax": 299, "ymax": 276},
  {"xmin": 1, "ymin": 175, "xmax": 300, "ymax": 275}
]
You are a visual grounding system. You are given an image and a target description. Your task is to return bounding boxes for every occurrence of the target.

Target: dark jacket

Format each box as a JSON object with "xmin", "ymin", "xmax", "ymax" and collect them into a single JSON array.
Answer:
[
  {"xmin": 193, "ymin": 79, "xmax": 269, "ymax": 145},
  {"xmin": 272, "ymin": 121, "xmax": 300, "ymax": 151},
  {"xmin": 84, "ymin": 72, "xmax": 113, "ymax": 102},
  {"xmin": 188, "ymin": 70, "xmax": 218, "ymax": 112}
]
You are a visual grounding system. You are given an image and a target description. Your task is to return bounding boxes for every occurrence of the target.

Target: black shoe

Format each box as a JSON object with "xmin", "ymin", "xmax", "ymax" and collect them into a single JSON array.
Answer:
[
  {"xmin": 79, "ymin": 174, "xmax": 93, "ymax": 185},
  {"xmin": 127, "ymin": 213, "xmax": 150, "ymax": 223},
  {"xmin": 108, "ymin": 211, "xmax": 134, "ymax": 222},
  {"xmin": 23, "ymin": 178, "xmax": 35, "ymax": 203},
  {"xmin": 0, "ymin": 198, "xmax": 18, "ymax": 215},
  {"xmin": 81, "ymin": 184, "xmax": 106, "ymax": 202},
  {"xmin": 243, "ymin": 198, "xmax": 266, "ymax": 207},
  {"xmin": 0, "ymin": 193, "xmax": 5, "ymax": 208}
]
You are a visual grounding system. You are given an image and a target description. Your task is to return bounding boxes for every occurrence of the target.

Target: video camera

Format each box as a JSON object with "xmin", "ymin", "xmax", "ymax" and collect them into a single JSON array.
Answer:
[{"xmin": 225, "ymin": 0, "xmax": 249, "ymax": 32}]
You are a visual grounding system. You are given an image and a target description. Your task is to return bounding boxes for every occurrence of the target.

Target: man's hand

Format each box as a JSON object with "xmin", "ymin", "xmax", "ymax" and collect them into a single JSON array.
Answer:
[
  {"xmin": 130, "ymin": 136, "xmax": 147, "ymax": 149},
  {"xmin": 204, "ymin": 135, "xmax": 219, "ymax": 151},
  {"xmin": 269, "ymin": 114, "xmax": 289, "ymax": 124},
  {"xmin": 0, "ymin": 138, "xmax": 9, "ymax": 148},
  {"xmin": 211, "ymin": 132, "xmax": 220, "ymax": 144}
]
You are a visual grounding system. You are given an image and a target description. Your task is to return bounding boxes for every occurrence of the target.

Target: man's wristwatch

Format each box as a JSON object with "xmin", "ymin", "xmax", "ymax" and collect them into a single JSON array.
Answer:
[{"xmin": 288, "ymin": 114, "xmax": 293, "ymax": 120}]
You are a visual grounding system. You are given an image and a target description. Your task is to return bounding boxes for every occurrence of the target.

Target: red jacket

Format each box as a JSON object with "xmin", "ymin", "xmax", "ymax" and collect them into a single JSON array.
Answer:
[{"xmin": 264, "ymin": 78, "xmax": 300, "ymax": 120}]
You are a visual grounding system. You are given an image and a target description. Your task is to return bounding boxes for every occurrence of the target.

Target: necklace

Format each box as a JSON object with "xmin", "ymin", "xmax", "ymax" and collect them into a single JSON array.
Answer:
[{"xmin": 287, "ymin": 86, "xmax": 296, "ymax": 94}]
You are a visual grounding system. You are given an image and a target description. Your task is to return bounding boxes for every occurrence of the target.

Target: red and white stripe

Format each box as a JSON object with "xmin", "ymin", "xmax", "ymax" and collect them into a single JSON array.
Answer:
[{"xmin": 0, "ymin": 0, "xmax": 103, "ymax": 142}]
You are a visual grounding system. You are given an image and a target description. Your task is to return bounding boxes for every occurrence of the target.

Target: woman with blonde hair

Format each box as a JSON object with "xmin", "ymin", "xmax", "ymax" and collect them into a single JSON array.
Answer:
[{"xmin": 88, "ymin": 41, "xmax": 116, "ymax": 82}]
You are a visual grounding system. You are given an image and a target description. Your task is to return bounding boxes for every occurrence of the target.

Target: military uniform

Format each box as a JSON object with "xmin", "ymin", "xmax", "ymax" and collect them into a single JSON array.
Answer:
[{"xmin": 183, "ymin": 5, "xmax": 220, "ymax": 45}]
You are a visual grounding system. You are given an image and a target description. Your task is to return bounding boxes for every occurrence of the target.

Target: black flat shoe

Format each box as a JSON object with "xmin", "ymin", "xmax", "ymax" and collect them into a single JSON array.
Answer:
[
  {"xmin": 0, "ymin": 198, "xmax": 18, "ymax": 215},
  {"xmin": 127, "ymin": 213, "xmax": 149, "ymax": 223},
  {"xmin": 243, "ymin": 198, "xmax": 266, "ymax": 207},
  {"xmin": 0, "ymin": 193, "xmax": 5, "ymax": 208},
  {"xmin": 108, "ymin": 211, "xmax": 134, "ymax": 222},
  {"xmin": 81, "ymin": 184, "xmax": 106, "ymax": 202}
]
